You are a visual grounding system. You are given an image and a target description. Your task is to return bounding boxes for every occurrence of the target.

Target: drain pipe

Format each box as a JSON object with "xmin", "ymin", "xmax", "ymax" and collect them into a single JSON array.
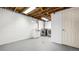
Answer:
[
  {"xmin": 36, "ymin": 20, "xmax": 39, "ymax": 31},
  {"xmin": 43, "ymin": 20, "xmax": 46, "ymax": 29},
  {"xmin": 12, "ymin": 7, "xmax": 17, "ymax": 15}
]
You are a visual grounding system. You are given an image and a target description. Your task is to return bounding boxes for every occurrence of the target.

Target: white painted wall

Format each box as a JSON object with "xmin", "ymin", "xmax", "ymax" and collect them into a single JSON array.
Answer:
[
  {"xmin": 51, "ymin": 13, "xmax": 62, "ymax": 44},
  {"xmin": 0, "ymin": 8, "xmax": 39, "ymax": 45},
  {"xmin": 51, "ymin": 7, "xmax": 79, "ymax": 48},
  {"xmin": 38, "ymin": 21, "xmax": 44, "ymax": 30},
  {"xmin": 45, "ymin": 21, "xmax": 51, "ymax": 29}
]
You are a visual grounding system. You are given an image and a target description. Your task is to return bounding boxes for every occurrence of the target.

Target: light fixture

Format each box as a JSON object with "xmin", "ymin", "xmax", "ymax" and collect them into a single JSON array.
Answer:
[
  {"xmin": 41, "ymin": 17, "xmax": 48, "ymax": 21},
  {"xmin": 23, "ymin": 7, "xmax": 36, "ymax": 14}
]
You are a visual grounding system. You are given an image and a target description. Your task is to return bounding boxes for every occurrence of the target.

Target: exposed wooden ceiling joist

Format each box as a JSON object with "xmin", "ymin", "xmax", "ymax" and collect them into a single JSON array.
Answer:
[
  {"xmin": 27, "ymin": 7, "xmax": 65, "ymax": 21},
  {"xmin": 1, "ymin": 7, "xmax": 70, "ymax": 21}
]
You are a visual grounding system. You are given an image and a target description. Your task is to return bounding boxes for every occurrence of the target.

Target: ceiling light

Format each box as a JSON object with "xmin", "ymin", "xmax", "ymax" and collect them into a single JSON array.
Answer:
[
  {"xmin": 23, "ymin": 7, "xmax": 36, "ymax": 14},
  {"xmin": 41, "ymin": 17, "xmax": 48, "ymax": 21}
]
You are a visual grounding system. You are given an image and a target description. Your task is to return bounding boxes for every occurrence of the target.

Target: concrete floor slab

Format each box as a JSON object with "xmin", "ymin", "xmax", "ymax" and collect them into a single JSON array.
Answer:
[{"xmin": 0, "ymin": 37, "xmax": 79, "ymax": 51}]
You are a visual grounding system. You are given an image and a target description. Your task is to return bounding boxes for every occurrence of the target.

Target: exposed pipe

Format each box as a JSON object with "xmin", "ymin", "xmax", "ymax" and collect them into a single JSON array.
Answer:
[
  {"xmin": 11, "ymin": 7, "xmax": 17, "ymax": 15},
  {"xmin": 43, "ymin": 20, "xmax": 45, "ymax": 29},
  {"xmin": 36, "ymin": 20, "xmax": 39, "ymax": 31}
]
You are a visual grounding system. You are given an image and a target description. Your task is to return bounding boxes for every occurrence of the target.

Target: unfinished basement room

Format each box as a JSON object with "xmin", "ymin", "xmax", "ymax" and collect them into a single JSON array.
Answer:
[{"xmin": 0, "ymin": 7, "xmax": 79, "ymax": 51}]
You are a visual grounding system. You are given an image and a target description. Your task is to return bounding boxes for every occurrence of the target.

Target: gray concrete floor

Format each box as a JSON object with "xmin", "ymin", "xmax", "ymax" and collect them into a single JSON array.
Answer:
[{"xmin": 0, "ymin": 37, "xmax": 79, "ymax": 51}]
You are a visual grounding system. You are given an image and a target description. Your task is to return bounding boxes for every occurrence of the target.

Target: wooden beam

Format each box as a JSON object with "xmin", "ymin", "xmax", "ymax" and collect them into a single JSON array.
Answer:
[
  {"xmin": 29, "ymin": 7, "xmax": 64, "ymax": 21},
  {"xmin": 28, "ymin": 7, "xmax": 50, "ymax": 17}
]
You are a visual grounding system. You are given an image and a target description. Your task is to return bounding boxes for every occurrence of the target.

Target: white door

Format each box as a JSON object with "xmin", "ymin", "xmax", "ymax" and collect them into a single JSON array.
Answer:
[{"xmin": 62, "ymin": 8, "xmax": 79, "ymax": 48}]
